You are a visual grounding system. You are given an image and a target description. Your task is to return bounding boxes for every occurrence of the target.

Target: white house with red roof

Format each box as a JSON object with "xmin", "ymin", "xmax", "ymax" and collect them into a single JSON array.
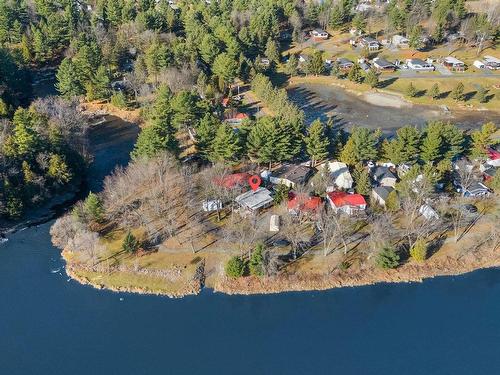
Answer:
[
  {"xmin": 326, "ymin": 191, "xmax": 367, "ymax": 215},
  {"xmin": 287, "ymin": 192, "xmax": 322, "ymax": 215}
]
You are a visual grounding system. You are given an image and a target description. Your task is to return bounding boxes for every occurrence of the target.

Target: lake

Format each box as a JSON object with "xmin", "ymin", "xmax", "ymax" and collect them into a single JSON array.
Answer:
[{"xmin": 1, "ymin": 223, "xmax": 500, "ymax": 375}]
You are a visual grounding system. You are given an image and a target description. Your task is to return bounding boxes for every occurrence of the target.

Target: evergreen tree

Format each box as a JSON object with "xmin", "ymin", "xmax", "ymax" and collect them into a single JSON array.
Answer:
[
  {"xmin": 305, "ymin": 50, "xmax": 324, "ymax": 76},
  {"xmin": 420, "ymin": 124, "xmax": 443, "ymax": 163},
  {"xmin": 406, "ymin": 82, "xmax": 417, "ymax": 97},
  {"xmin": 56, "ymin": 58, "xmax": 84, "ymax": 98},
  {"xmin": 122, "ymin": 231, "xmax": 139, "ymax": 254},
  {"xmin": 382, "ymin": 126, "xmax": 421, "ymax": 164},
  {"xmin": 304, "ymin": 119, "xmax": 330, "ymax": 166},
  {"xmin": 83, "ymin": 192, "xmax": 105, "ymax": 223},
  {"xmin": 408, "ymin": 25, "xmax": 424, "ymax": 51},
  {"xmin": 249, "ymin": 243, "xmax": 265, "ymax": 276},
  {"xmin": 246, "ymin": 117, "xmax": 290, "ymax": 168},
  {"xmin": 428, "ymin": 83, "xmax": 440, "ymax": 100},
  {"xmin": 340, "ymin": 127, "xmax": 380, "ymax": 165},
  {"xmin": 87, "ymin": 65, "xmax": 111, "ymax": 101},
  {"xmin": 285, "ymin": 54, "xmax": 299, "ymax": 76},
  {"xmin": 48, "ymin": 154, "xmax": 72, "ymax": 185},
  {"xmin": 376, "ymin": 246, "xmax": 399, "ymax": 269},
  {"xmin": 440, "ymin": 122, "xmax": 464, "ymax": 160},
  {"xmin": 212, "ymin": 52, "xmax": 238, "ymax": 89},
  {"xmin": 470, "ymin": 122, "xmax": 497, "ymax": 159},
  {"xmin": 348, "ymin": 63, "xmax": 363, "ymax": 83},
  {"xmin": 385, "ymin": 190, "xmax": 400, "ymax": 211},
  {"xmin": 351, "ymin": 12, "xmax": 367, "ymax": 34},
  {"xmin": 195, "ymin": 114, "xmax": 219, "ymax": 160},
  {"xmin": 352, "ymin": 163, "xmax": 371, "ymax": 195},
  {"xmin": 208, "ymin": 123, "xmax": 242, "ymax": 164},
  {"xmin": 451, "ymin": 82, "xmax": 465, "ymax": 101},
  {"xmin": 131, "ymin": 120, "xmax": 179, "ymax": 160},
  {"xmin": 265, "ymin": 39, "xmax": 280, "ymax": 63},
  {"xmin": 476, "ymin": 85, "xmax": 488, "ymax": 103},
  {"xmin": 365, "ymin": 68, "xmax": 379, "ymax": 88},
  {"xmin": 225, "ymin": 256, "xmax": 245, "ymax": 278}
]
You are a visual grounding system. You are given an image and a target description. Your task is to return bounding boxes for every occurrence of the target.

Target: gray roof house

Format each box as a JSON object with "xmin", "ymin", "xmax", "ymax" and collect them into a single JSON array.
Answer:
[
  {"xmin": 235, "ymin": 187, "xmax": 274, "ymax": 211},
  {"xmin": 372, "ymin": 166, "xmax": 398, "ymax": 187},
  {"xmin": 462, "ymin": 182, "xmax": 490, "ymax": 197},
  {"xmin": 269, "ymin": 164, "xmax": 314, "ymax": 188},
  {"xmin": 372, "ymin": 186, "xmax": 394, "ymax": 207}
]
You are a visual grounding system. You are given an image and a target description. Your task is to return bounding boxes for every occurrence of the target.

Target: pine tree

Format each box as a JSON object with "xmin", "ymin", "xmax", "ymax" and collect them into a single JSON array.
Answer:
[
  {"xmin": 420, "ymin": 125, "xmax": 443, "ymax": 163},
  {"xmin": 470, "ymin": 122, "xmax": 497, "ymax": 159},
  {"xmin": 56, "ymin": 58, "xmax": 84, "ymax": 98},
  {"xmin": 83, "ymin": 192, "xmax": 105, "ymax": 223},
  {"xmin": 10, "ymin": 108, "xmax": 39, "ymax": 157},
  {"xmin": 410, "ymin": 239, "xmax": 428, "ymax": 262},
  {"xmin": 122, "ymin": 231, "xmax": 139, "ymax": 253},
  {"xmin": 451, "ymin": 82, "xmax": 465, "ymax": 101},
  {"xmin": 87, "ymin": 65, "xmax": 111, "ymax": 101},
  {"xmin": 285, "ymin": 54, "xmax": 299, "ymax": 76},
  {"xmin": 304, "ymin": 119, "xmax": 330, "ymax": 166},
  {"xmin": 428, "ymin": 83, "xmax": 440, "ymax": 100},
  {"xmin": 195, "ymin": 114, "xmax": 219, "ymax": 160},
  {"xmin": 20, "ymin": 34, "xmax": 32, "ymax": 64},
  {"xmin": 225, "ymin": 256, "xmax": 245, "ymax": 278},
  {"xmin": 131, "ymin": 120, "xmax": 179, "ymax": 160},
  {"xmin": 406, "ymin": 82, "xmax": 417, "ymax": 97},
  {"xmin": 246, "ymin": 117, "xmax": 290, "ymax": 168},
  {"xmin": 340, "ymin": 127, "xmax": 380, "ymax": 165},
  {"xmin": 306, "ymin": 50, "xmax": 325, "ymax": 76},
  {"xmin": 376, "ymin": 246, "xmax": 399, "ymax": 269},
  {"xmin": 249, "ymin": 243, "xmax": 265, "ymax": 276},
  {"xmin": 48, "ymin": 154, "xmax": 72, "ymax": 185},
  {"xmin": 385, "ymin": 190, "xmax": 400, "ymax": 211},
  {"xmin": 476, "ymin": 85, "xmax": 488, "ymax": 103},
  {"xmin": 348, "ymin": 63, "xmax": 363, "ymax": 83},
  {"xmin": 365, "ymin": 68, "xmax": 379, "ymax": 88},
  {"xmin": 352, "ymin": 163, "xmax": 371, "ymax": 195},
  {"xmin": 265, "ymin": 39, "xmax": 280, "ymax": 63},
  {"xmin": 382, "ymin": 126, "xmax": 421, "ymax": 164},
  {"xmin": 440, "ymin": 122, "xmax": 464, "ymax": 160},
  {"xmin": 208, "ymin": 123, "xmax": 242, "ymax": 164}
]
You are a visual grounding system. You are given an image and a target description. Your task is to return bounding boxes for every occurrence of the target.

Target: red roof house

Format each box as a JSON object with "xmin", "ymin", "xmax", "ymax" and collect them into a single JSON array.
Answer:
[
  {"xmin": 326, "ymin": 191, "xmax": 367, "ymax": 215},
  {"xmin": 487, "ymin": 148, "xmax": 500, "ymax": 160},
  {"xmin": 287, "ymin": 192, "xmax": 322, "ymax": 214},
  {"xmin": 214, "ymin": 173, "xmax": 251, "ymax": 189}
]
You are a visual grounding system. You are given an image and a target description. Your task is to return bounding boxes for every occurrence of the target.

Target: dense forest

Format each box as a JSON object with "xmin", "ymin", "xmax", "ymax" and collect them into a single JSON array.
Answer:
[{"xmin": 1, "ymin": 0, "xmax": 499, "ymax": 221}]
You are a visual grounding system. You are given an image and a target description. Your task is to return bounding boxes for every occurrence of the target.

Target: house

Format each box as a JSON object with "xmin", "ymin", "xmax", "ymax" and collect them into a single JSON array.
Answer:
[
  {"xmin": 443, "ymin": 56, "xmax": 465, "ymax": 72},
  {"xmin": 336, "ymin": 58, "xmax": 354, "ymax": 70},
  {"xmin": 372, "ymin": 57, "xmax": 396, "ymax": 71},
  {"xmin": 270, "ymin": 164, "xmax": 314, "ymax": 188},
  {"xmin": 224, "ymin": 112, "xmax": 249, "ymax": 126},
  {"xmin": 371, "ymin": 186, "xmax": 394, "ymax": 207},
  {"xmin": 321, "ymin": 161, "xmax": 353, "ymax": 190},
  {"xmin": 483, "ymin": 56, "xmax": 500, "ymax": 70},
  {"xmin": 311, "ymin": 29, "xmax": 329, "ymax": 40},
  {"xmin": 215, "ymin": 173, "xmax": 251, "ymax": 189},
  {"xmin": 359, "ymin": 36, "xmax": 380, "ymax": 52},
  {"xmin": 473, "ymin": 60, "xmax": 486, "ymax": 69},
  {"xmin": 326, "ymin": 191, "xmax": 367, "ymax": 215},
  {"xmin": 482, "ymin": 166, "xmax": 497, "ymax": 181},
  {"xmin": 287, "ymin": 192, "xmax": 322, "ymax": 214},
  {"xmin": 358, "ymin": 60, "xmax": 371, "ymax": 72},
  {"xmin": 392, "ymin": 34, "xmax": 409, "ymax": 48},
  {"xmin": 406, "ymin": 58, "xmax": 435, "ymax": 71},
  {"xmin": 419, "ymin": 204, "xmax": 439, "ymax": 220},
  {"xmin": 371, "ymin": 166, "xmax": 398, "ymax": 187},
  {"xmin": 462, "ymin": 182, "xmax": 490, "ymax": 197},
  {"xmin": 486, "ymin": 147, "xmax": 500, "ymax": 167},
  {"xmin": 235, "ymin": 187, "xmax": 274, "ymax": 211}
]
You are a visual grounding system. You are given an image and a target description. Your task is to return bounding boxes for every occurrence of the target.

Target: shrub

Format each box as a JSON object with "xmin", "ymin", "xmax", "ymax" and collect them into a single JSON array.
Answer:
[
  {"xmin": 225, "ymin": 256, "xmax": 246, "ymax": 278},
  {"xmin": 410, "ymin": 239, "xmax": 427, "ymax": 262},
  {"xmin": 406, "ymin": 82, "xmax": 417, "ymax": 97},
  {"xmin": 249, "ymin": 243, "xmax": 265, "ymax": 276},
  {"xmin": 110, "ymin": 92, "xmax": 128, "ymax": 108},
  {"xmin": 376, "ymin": 246, "xmax": 400, "ymax": 269}
]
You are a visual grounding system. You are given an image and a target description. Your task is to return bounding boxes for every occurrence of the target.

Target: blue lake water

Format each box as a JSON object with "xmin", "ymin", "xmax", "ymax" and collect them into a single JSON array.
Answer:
[{"xmin": 1, "ymin": 222, "xmax": 500, "ymax": 375}]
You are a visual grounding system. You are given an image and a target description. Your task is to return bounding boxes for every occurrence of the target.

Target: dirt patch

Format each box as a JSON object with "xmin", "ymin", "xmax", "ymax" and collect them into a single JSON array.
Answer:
[{"xmin": 362, "ymin": 92, "xmax": 412, "ymax": 108}]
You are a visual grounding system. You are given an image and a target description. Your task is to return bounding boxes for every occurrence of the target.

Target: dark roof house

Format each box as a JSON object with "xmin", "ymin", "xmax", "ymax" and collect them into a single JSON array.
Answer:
[{"xmin": 269, "ymin": 164, "xmax": 314, "ymax": 188}]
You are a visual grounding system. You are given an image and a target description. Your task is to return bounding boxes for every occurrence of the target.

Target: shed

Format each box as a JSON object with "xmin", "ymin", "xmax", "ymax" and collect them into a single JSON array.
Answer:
[
  {"xmin": 269, "ymin": 214, "xmax": 280, "ymax": 232},
  {"xmin": 419, "ymin": 204, "xmax": 439, "ymax": 220}
]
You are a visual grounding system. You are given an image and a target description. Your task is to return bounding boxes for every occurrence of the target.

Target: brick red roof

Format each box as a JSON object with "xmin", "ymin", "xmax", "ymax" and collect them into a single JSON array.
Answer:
[
  {"xmin": 488, "ymin": 148, "xmax": 500, "ymax": 160},
  {"xmin": 327, "ymin": 191, "xmax": 366, "ymax": 207},
  {"xmin": 287, "ymin": 192, "xmax": 322, "ymax": 212},
  {"xmin": 214, "ymin": 173, "xmax": 251, "ymax": 189}
]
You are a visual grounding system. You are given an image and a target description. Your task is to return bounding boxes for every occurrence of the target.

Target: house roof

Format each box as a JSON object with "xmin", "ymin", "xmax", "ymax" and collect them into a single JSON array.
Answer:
[
  {"xmin": 337, "ymin": 58, "xmax": 354, "ymax": 66},
  {"xmin": 215, "ymin": 173, "xmax": 251, "ymax": 189},
  {"xmin": 327, "ymin": 191, "xmax": 366, "ymax": 208},
  {"xmin": 372, "ymin": 166, "xmax": 397, "ymax": 181},
  {"xmin": 273, "ymin": 164, "xmax": 313, "ymax": 185},
  {"xmin": 488, "ymin": 148, "xmax": 500, "ymax": 160},
  {"xmin": 444, "ymin": 56, "xmax": 464, "ymax": 65},
  {"xmin": 373, "ymin": 186, "xmax": 394, "ymax": 201},
  {"xmin": 483, "ymin": 167, "xmax": 497, "ymax": 178},
  {"xmin": 465, "ymin": 182, "xmax": 490, "ymax": 195},
  {"xmin": 235, "ymin": 187, "xmax": 274, "ymax": 210},
  {"xmin": 287, "ymin": 192, "xmax": 322, "ymax": 212},
  {"xmin": 373, "ymin": 57, "xmax": 395, "ymax": 68},
  {"xmin": 408, "ymin": 58, "xmax": 430, "ymax": 66},
  {"xmin": 361, "ymin": 36, "xmax": 377, "ymax": 43},
  {"xmin": 312, "ymin": 28, "xmax": 328, "ymax": 35}
]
